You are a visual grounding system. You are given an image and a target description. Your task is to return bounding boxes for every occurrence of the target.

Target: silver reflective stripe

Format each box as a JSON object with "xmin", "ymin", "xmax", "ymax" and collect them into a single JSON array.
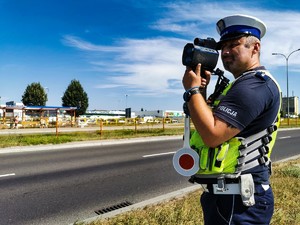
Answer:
[
  {"xmin": 237, "ymin": 157, "xmax": 270, "ymax": 173},
  {"xmin": 239, "ymin": 139, "xmax": 265, "ymax": 156},
  {"xmin": 239, "ymin": 128, "xmax": 270, "ymax": 147},
  {"xmin": 238, "ymin": 148, "xmax": 262, "ymax": 165}
]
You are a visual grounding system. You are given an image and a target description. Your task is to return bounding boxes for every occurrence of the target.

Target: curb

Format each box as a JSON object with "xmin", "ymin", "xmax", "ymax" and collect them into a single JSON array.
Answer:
[
  {"xmin": 72, "ymin": 185, "xmax": 201, "ymax": 225},
  {"xmin": 274, "ymin": 154, "xmax": 300, "ymax": 163},
  {"xmin": 0, "ymin": 135, "xmax": 182, "ymax": 154}
]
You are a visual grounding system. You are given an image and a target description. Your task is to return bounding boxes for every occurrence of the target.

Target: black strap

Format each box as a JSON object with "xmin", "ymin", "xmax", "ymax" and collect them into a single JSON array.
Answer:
[{"xmin": 189, "ymin": 175, "xmax": 239, "ymax": 184}]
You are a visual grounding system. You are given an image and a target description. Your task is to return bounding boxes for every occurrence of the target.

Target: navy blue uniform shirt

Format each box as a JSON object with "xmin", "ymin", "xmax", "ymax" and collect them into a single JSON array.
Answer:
[{"xmin": 213, "ymin": 66, "xmax": 280, "ymax": 184}]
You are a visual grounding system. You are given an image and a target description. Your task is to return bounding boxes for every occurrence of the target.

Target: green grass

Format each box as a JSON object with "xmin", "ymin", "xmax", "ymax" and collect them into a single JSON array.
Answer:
[
  {"xmin": 0, "ymin": 128, "xmax": 184, "ymax": 148},
  {"xmin": 77, "ymin": 158, "xmax": 300, "ymax": 225},
  {"xmin": 271, "ymin": 160, "xmax": 300, "ymax": 224}
]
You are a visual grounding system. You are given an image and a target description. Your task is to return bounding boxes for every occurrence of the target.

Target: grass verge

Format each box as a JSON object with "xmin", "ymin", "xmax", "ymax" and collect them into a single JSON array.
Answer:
[
  {"xmin": 77, "ymin": 158, "xmax": 300, "ymax": 225},
  {"xmin": 0, "ymin": 128, "xmax": 183, "ymax": 148}
]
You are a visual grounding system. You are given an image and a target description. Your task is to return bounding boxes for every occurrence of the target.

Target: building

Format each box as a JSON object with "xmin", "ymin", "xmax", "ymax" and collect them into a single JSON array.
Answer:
[
  {"xmin": 84, "ymin": 109, "xmax": 184, "ymax": 120},
  {"xmin": 1, "ymin": 101, "xmax": 24, "ymax": 118},
  {"xmin": 0, "ymin": 101, "xmax": 77, "ymax": 128},
  {"xmin": 281, "ymin": 96, "xmax": 299, "ymax": 117},
  {"xmin": 134, "ymin": 109, "xmax": 184, "ymax": 119},
  {"xmin": 83, "ymin": 109, "xmax": 129, "ymax": 120}
]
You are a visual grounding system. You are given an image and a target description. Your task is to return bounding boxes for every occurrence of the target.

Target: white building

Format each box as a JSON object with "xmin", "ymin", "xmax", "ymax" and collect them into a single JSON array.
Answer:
[
  {"xmin": 0, "ymin": 101, "xmax": 24, "ymax": 118},
  {"xmin": 134, "ymin": 109, "xmax": 184, "ymax": 118}
]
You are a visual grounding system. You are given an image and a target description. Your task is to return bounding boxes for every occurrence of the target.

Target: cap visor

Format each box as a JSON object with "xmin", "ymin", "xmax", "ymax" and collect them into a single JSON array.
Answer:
[{"xmin": 216, "ymin": 33, "xmax": 250, "ymax": 50}]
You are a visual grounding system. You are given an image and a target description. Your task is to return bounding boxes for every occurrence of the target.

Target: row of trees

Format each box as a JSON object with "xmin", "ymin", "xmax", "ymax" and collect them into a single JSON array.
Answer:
[{"xmin": 21, "ymin": 79, "xmax": 89, "ymax": 116}]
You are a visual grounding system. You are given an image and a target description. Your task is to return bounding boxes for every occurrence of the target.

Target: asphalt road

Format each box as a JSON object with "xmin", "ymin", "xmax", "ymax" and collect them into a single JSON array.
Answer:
[{"xmin": 0, "ymin": 128, "xmax": 299, "ymax": 225}]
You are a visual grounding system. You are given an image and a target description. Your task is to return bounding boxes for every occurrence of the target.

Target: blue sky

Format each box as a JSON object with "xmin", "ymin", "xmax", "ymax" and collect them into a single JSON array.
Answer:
[{"xmin": 1, "ymin": 0, "xmax": 300, "ymax": 111}]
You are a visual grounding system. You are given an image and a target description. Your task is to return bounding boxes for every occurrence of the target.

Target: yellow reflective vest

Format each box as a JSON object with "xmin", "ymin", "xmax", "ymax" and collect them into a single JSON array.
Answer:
[{"xmin": 190, "ymin": 70, "xmax": 281, "ymax": 176}]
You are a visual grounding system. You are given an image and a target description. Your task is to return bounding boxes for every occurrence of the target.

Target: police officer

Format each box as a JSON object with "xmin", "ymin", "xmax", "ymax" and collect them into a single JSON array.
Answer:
[{"xmin": 182, "ymin": 15, "xmax": 280, "ymax": 224}]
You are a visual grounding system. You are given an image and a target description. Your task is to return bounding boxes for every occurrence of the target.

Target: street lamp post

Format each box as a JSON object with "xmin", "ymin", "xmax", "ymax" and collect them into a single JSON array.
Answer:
[
  {"xmin": 272, "ymin": 48, "xmax": 300, "ymax": 125},
  {"xmin": 125, "ymin": 94, "xmax": 128, "ymax": 108}
]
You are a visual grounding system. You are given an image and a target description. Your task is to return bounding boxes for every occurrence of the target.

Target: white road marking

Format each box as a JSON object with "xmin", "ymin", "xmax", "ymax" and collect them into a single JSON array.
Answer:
[
  {"xmin": 0, "ymin": 173, "xmax": 16, "ymax": 178},
  {"xmin": 278, "ymin": 136, "xmax": 291, "ymax": 139},
  {"xmin": 143, "ymin": 151, "xmax": 175, "ymax": 158}
]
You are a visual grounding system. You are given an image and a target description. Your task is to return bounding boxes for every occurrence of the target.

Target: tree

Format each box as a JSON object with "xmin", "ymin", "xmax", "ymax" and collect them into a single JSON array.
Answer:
[
  {"xmin": 62, "ymin": 79, "xmax": 88, "ymax": 116},
  {"xmin": 22, "ymin": 82, "xmax": 48, "ymax": 106}
]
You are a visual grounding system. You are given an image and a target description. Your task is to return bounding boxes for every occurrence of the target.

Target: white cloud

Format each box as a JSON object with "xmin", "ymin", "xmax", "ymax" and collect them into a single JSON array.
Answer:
[
  {"xmin": 62, "ymin": 35, "xmax": 122, "ymax": 52},
  {"xmin": 94, "ymin": 84, "xmax": 125, "ymax": 89},
  {"xmin": 153, "ymin": 1, "xmax": 300, "ymax": 67},
  {"xmin": 62, "ymin": 1, "xmax": 300, "ymax": 98},
  {"xmin": 62, "ymin": 35, "xmax": 186, "ymax": 95}
]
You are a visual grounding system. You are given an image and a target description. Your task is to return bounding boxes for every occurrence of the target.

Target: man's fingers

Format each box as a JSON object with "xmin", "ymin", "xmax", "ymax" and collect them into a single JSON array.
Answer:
[{"xmin": 195, "ymin": 64, "xmax": 201, "ymax": 76}]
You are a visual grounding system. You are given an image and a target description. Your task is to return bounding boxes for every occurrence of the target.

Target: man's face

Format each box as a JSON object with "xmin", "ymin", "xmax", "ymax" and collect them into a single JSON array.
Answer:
[{"xmin": 220, "ymin": 37, "xmax": 255, "ymax": 77}]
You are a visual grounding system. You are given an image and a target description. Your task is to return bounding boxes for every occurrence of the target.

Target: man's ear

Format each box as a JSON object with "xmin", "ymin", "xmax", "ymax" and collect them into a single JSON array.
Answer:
[{"xmin": 253, "ymin": 42, "xmax": 260, "ymax": 53}]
